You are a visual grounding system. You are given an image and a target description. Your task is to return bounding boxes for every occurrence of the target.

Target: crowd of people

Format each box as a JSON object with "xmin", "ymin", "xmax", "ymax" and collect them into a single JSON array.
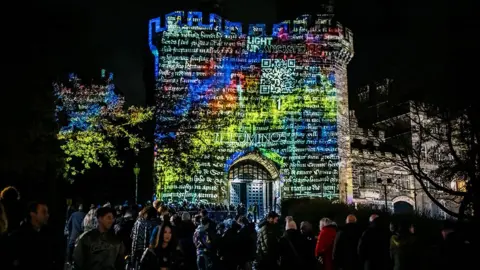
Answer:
[{"xmin": 0, "ymin": 185, "xmax": 474, "ymax": 270}]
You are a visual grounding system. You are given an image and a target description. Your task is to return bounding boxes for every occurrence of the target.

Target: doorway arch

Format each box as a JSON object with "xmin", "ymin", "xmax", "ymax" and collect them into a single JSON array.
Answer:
[
  {"xmin": 392, "ymin": 196, "xmax": 414, "ymax": 214},
  {"xmin": 227, "ymin": 152, "xmax": 281, "ymax": 218}
]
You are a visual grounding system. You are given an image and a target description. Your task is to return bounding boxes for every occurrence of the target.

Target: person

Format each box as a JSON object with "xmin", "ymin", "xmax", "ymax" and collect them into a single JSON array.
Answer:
[
  {"xmin": 300, "ymin": 221, "xmax": 317, "ymax": 269},
  {"xmin": 333, "ymin": 214, "xmax": 362, "ymax": 270},
  {"xmin": 73, "ymin": 207, "xmax": 125, "ymax": 270},
  {"xmin": 0, "ymin": 201, "xmax": 7, "ymax": 235},
  {"xmin": 218, "ymin": 218, "xmax": 241, "ymax": 270},
  {"xmin": 115, "ymin": 208, "xmax": 135, "ymax": 256},
  {"xmin": 237, "ymin": 216, "xmax": 256, "ymax": 270},
  {"xmin": 279, "ymin": 217, "xmax": 306, "ymax": 270},
  {"xmin": 83, "ymin": 205, "xmax": 98, "ymax": 231},
  {"xmin": 315, "ymin": 217, "xmax": 337, "ymax": 270},
  {"xmin": 0, "ymin": 201, "xmax": 9, "ymax": 266},
  {"xmin": 0, "ymin": 186, "xmax": 23, "ymax": 233},
  {"xmin": 176, "ymin": 212, "xmax": 196, "ymax": 270},
  {"xmin": 65, "ymin": 204, "xmax": 87, "ymax": 264},
  {"xmin": 194, "ymin": 217, "xmax": 214, "ymax": 270},
  {"xmin": 140, "ymin": 222, "xmax": 183, "ymax": 270},
  {"xmin": 255, "ymin": 211, "xmax": 280, "ymax": 270},
  {"xmin": 132, "ymin": 206, "xmax": 158, "ymax": 266},
  {"xmin": 9, "ymin": 201, "xmax": 55, "ymax": 270},
  {"xmin": 358, "ymin": 214, "xmax": 391, "ymax": 270},
  {"xmin": 252, "ymin": 202, "xmax": 259, "ymax": 223},
  {"xmin": 390, "ymin": 220, "xmax": 417, "ymax": 270},
  {"xmin": 439, "ymin": 221, "xmax": 471, "ymax": 270}
]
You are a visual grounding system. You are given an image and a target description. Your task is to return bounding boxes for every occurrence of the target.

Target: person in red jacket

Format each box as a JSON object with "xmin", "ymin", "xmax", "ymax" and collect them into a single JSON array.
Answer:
[{"xmin": 315, "ymin": 217, "xmax": 337, "ymax": 270}]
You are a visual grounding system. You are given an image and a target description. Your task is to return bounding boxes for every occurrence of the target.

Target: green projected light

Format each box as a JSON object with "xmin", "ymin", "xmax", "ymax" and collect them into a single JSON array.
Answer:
[{"xmin": 150, "ymin": 11, "xmax": 354, "ymax": 203}]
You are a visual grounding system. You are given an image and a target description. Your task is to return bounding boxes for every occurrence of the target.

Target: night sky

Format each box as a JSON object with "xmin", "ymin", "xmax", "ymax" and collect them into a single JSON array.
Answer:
[{"xmin": 5, "ymin": 0, "xmax": 477, "ymax": 106}]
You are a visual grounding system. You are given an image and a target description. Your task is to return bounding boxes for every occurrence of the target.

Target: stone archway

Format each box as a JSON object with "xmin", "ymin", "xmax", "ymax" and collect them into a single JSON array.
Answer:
[
  {"xmin": 392, "ymin": 196, "xmax": 414, "ymax": 214},
  {"xmin": 227, "ymin": 151, "xmax": 281, "ymax": 218}
]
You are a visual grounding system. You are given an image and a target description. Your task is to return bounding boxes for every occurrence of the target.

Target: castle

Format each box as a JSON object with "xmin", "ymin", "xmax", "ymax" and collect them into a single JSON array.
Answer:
[
  {"xmin": 350, "ymin": 79, "xmax": 460, "ymax": 217},
  {"xmin": 148, "ymin": 9, "xmax": 453, "ymax": 217}
]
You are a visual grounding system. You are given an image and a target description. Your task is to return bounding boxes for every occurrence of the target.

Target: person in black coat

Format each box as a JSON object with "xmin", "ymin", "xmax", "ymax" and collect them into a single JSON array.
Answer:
[
  {"xmin": 176, "ymin": 212, "xmax": 196, "ymax": 270},
  {"xmin": 114, "ymin": 209, "xmax": 135, "ymax": 256},
  {"xmin": 8, "ymin": 202, "xmax": 56, "ymax": 270},
  {"xmin": 218, "ymin": 219, "xmax": 241, "ymax": 270},
  {"xmin": 237, "ymin": 216, "xmax": 257, "ymax": 270},
  {"xmin": 333, "ymin": 215, "xmax": 362, "ymax": 270},
  {"xmin": 279, "ymin": 218, "xmax": 308, "ymax": 270},
  {"xmin": 357, "ymin": 215, "xmax": 391, "ymax": 270}
]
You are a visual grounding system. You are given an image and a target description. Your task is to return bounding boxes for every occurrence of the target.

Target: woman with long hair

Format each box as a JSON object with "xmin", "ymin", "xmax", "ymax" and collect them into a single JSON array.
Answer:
[
  {"xmin": 131, "ymin": 206, "xmax": 158, "ymax": 266},
  {"xmin": 140, "ymin": 222, "xmax": 183, "ymax": 270}
]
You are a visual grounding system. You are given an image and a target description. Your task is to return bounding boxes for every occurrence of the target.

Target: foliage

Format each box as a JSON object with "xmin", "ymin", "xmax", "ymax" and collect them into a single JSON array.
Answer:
[{"xmin": 54, "ymin": 72, "xmax": 154, "ymax": 181}]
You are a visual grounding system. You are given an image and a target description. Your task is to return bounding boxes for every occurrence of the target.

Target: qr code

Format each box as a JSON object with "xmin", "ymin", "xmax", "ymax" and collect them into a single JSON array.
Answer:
[{"xmin": 260, "ymin": 59, "xmax": 296, "ymax": 94}]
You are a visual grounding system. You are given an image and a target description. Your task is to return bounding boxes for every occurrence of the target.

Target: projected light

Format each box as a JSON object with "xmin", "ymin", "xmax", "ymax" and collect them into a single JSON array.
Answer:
[{"xmin": 150, "ymin": 12, "xmax": 353, "ymax": 202}]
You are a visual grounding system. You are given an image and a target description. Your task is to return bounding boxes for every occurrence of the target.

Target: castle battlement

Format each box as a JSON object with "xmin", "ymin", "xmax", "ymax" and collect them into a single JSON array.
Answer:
[
  {"xmin": 148, "ymin": 11, "xmax": 353, "ymax": 52},
  {"xmin": 350, "ymin": 109, "xmax": 389, "ymax": 151}
]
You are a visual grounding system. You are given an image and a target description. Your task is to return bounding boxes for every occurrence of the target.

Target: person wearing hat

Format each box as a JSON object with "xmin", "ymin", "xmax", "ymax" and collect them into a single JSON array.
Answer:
[{"xmin": 255, "ymin": 211, "xmax": 280, "ymax": 270}]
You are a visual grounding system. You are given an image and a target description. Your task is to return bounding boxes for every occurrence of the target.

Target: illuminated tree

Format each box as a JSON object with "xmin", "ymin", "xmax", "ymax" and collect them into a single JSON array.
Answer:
[{"xmin": 54, "ymin": 72, "xmax": 154, "ymax": 181}]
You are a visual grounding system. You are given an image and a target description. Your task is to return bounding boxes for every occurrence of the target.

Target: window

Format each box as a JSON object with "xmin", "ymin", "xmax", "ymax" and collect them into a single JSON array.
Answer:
[
  {"xmin": 359, "ymin": 173, "xmax": 365, "ymax": 188},
  {"xmin": 365, "ymin": 173, "xmax": 376, "ymax": 187}
]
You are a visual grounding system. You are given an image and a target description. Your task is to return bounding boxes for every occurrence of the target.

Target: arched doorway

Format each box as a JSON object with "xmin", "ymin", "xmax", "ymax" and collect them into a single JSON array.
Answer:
[
  {"xmin": 228, "ymin": 153, "xmax": 281, "ymax": 218},
  {"xmin": 392, "ymin": 196, "xmax": 414, "ymax": 214}
]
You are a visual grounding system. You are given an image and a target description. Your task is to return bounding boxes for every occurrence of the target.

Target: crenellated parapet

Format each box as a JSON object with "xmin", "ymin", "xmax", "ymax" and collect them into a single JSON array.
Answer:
[
  {"xmin": 350, "ymin": 110, "xmax": 387, "ymax": 148},
  {"xmin": 148, "ymin": 11, "xmax": 354, "ymax": 60}
]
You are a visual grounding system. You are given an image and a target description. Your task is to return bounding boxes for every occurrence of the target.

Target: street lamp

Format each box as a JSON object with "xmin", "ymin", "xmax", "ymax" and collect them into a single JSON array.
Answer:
[
  {"xmin": 158, "ymin": 166, "xmax": 164, "ymax": 201},
  {"xmin": 377, "ymin": 178, "xmax": 392, "ymax": 211},
  {"xmin": 134, "ymin": 163, "xmax": 141, "ymax": 204}
]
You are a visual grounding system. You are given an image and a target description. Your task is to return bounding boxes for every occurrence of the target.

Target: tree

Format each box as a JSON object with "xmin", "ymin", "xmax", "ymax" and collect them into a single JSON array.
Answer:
[
  {"xmin": 359, "ymin": 101, "xmax": 478, "ymax": 220},
  {"xmin": 53, "ymin": 72, "xmax": 154, "ymax": 181}
]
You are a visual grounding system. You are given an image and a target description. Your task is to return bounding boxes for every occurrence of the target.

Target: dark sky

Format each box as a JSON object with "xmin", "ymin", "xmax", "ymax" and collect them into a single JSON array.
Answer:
[{"xmin": 11, "ymin": 0, "xmax": 476, "ymax": 106}]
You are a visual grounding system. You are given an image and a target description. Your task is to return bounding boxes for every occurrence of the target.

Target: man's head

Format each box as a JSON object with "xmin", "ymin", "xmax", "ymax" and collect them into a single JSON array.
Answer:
[
  {"xmin": 200, "ymin": 209, "xmax": 208, "ymax": 218},
  {"xmin": 267, "ymin": 211, "xmax": 279, "ymax": 224},
  {"xmin": 96, "ymin": 207, "xmax": 115, "ymax": 232},
  {"xmin": 181, "ymin": 211, "xmax": 191, "ymax": 221},
  {"xmin": 369, "ymin": 214, "xmax": 379, "ymax": 223},
  {"xmin": 28, "ymin": 202, "xmax": 49, "ymax": 229},
  {"xmin": 300, "ymin": 221, "xmax": 312, "ymax": 234},
  {"xmin": 346, "ymin": 214, "xmax": 357, "ymax": 224}
]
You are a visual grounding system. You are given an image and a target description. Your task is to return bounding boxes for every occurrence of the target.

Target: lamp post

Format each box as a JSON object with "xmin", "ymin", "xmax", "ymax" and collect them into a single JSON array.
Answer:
[
  {"xmin": 158, "ymin": 166, "xmax": 164, "ymax": 202},
  {"xmin": 134, "ymin": 163, "xmax": 141, "ymax": 204},
  {"xmin": 377, "ymin": 178, "xmax": 392, "ymax": 211}
]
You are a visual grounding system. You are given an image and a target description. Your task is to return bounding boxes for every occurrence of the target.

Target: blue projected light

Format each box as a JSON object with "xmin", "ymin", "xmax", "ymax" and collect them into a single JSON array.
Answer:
[
  {"xmin": 149, "ymin": 10, "xmax": 354, "ymax": 202},
  {"xmin": 248, "ymin": 24, "xmax": 266, "ymax": 36},
  {"xmin": 225, "ymin": 20, "xmax": 243, "ymax": 36},
  {"xmin": 148, "ymin": 17, "xmax": 164, "ymax": 78}
]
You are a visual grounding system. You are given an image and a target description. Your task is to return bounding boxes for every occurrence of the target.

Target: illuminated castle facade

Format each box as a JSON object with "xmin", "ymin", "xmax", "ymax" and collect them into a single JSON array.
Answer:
[{"xmin": 149, "ymin": 6, "xmax": 353, "ymax": 216}]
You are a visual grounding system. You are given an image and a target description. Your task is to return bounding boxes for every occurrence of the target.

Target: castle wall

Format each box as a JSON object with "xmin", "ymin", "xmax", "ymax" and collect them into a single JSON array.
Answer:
[{"xmin": 150, "ymin": 11, "xmax": 354, "ymax": 203}]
